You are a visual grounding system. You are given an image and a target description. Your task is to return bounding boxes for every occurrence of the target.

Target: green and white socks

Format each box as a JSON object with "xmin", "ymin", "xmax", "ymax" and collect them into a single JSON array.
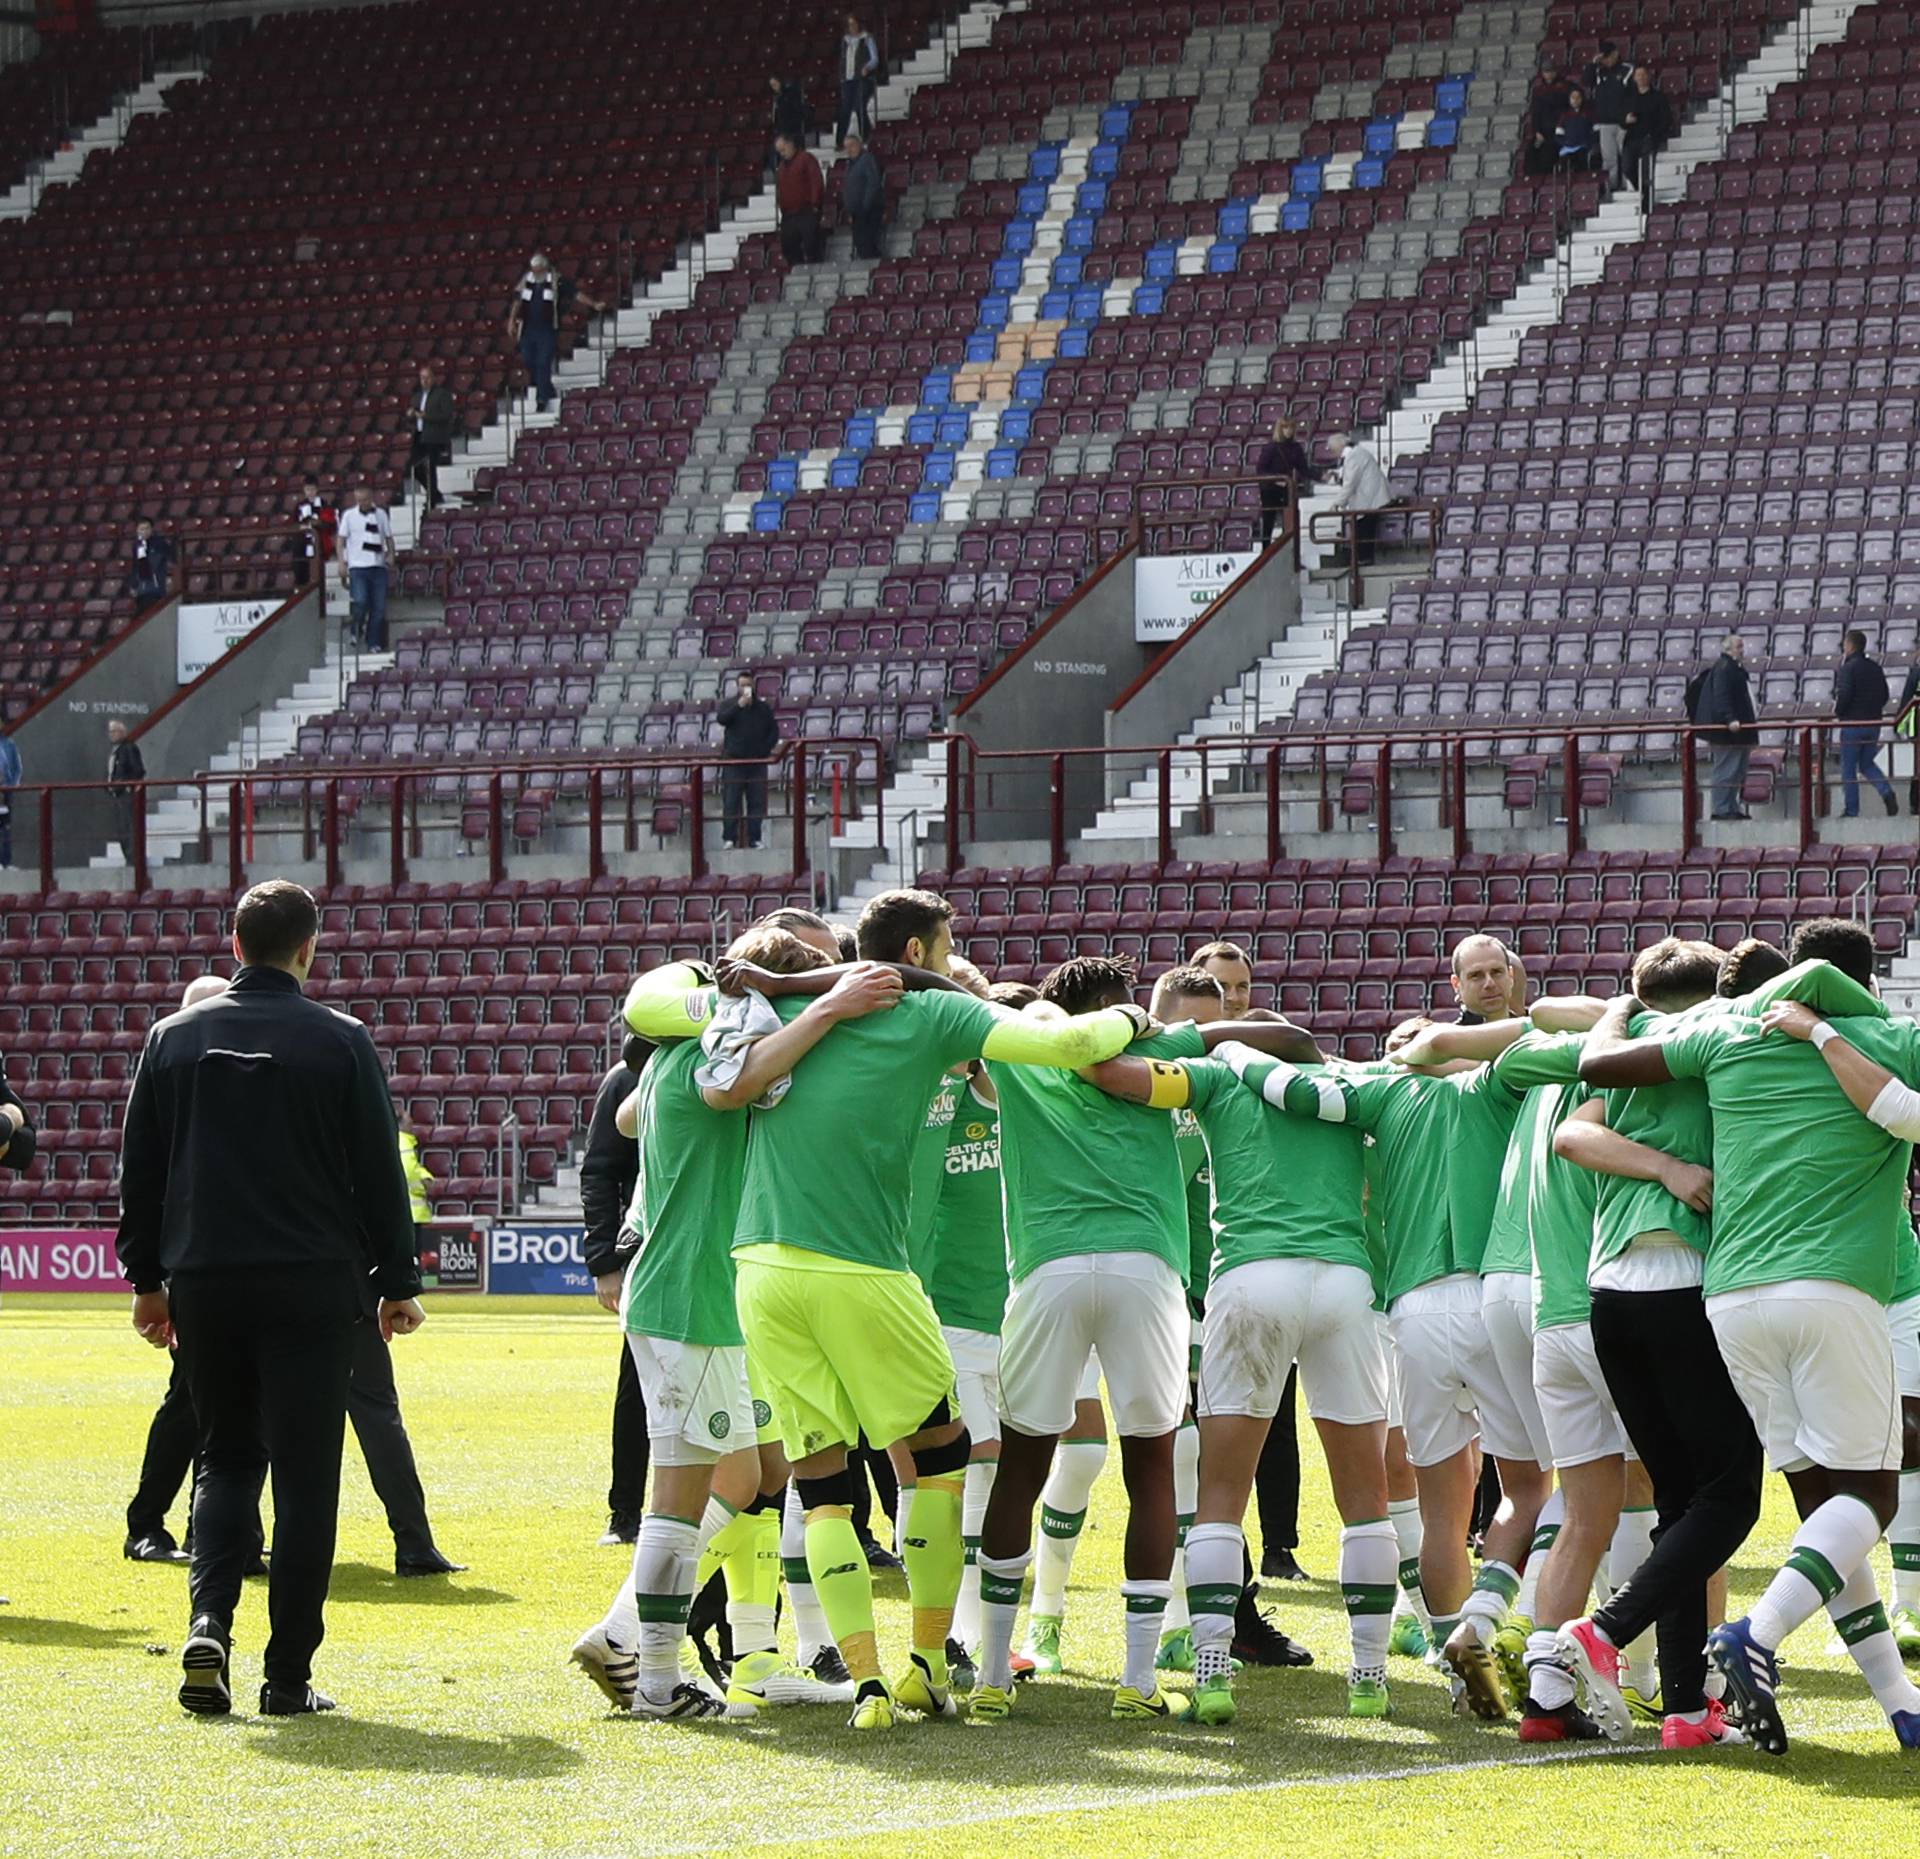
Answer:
[
  {"xmin": 1164, "ymin": 1421, "xmax": 1199, "ymax": 1638},
  {"xmin": 1388, "ymin": 1494, "xmax": 1432, "ymax": 1633},
  {"xmin": 1890, "ymin": 1469, "xmax": 1920, "ymax": 1613},
  {"xmin": 1121, "ymin": 1580, "xmax": 1172, "ymax": 1693},
  {"xmin": 1184, "ymin": 1520, "xmax": 1246, "ymax": 1682},
  {"xmin": 1029, "ymin": 1436, "xmax": 1107, "ymax": 1619},
  {"xmin": 626, "ymin": 1512, "xmax": 700, "ymax": 1702},
  {"xmin": 977, "ymin": 1548, "xmax": 1033, "ymax": 1690},
  {"xmin": 952, "ymin": 1458, "xmax": 997, "ymax": 1651},
  {"xmin": 1749, "ymin": 1493, "xmax": 1882, "ymax": 1650},
  {"xmin": 1828, "ymin": 1562, "xmax": 1920, "ymax": 1719},
  {"xmin": 1515, "ymin": 1489, "xmax": 1563, "ymax": 1624},
  {"xmin": 1341, "ymin": 1517, "xmax": 1399, "ymax": 1678}
]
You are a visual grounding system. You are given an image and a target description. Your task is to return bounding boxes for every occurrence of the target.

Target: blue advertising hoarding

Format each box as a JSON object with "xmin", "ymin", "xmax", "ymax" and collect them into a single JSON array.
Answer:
[{"xmin": 487, "ymin": 1221, "xmax": 595, "ymax": 1295}]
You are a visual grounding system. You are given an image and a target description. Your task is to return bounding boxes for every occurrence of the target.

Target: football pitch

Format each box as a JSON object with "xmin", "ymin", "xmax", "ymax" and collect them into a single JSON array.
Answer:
[{"xmin": 2, "ymin": 1296, "xmax": 1915, "ymax": 1859}]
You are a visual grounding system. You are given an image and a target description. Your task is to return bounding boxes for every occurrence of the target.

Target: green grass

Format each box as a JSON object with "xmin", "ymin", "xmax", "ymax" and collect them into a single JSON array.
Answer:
[{"xmin": 2, "ymin": 1295, "xmax": 1915, "ymax": 1859}]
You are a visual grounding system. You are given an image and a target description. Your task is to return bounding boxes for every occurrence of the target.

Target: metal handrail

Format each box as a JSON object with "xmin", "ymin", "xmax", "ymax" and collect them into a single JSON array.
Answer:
[
  {"xmin": 1305, "ymin": 499, "xmax": 1443, "ymax": 610},
  {"xmin": 7, "ymin": 735, "xmax": 886, "ymax": 894},
  {"xmin": 930, "ymin": 708, "xmax": 1870, "ymax": 871}
]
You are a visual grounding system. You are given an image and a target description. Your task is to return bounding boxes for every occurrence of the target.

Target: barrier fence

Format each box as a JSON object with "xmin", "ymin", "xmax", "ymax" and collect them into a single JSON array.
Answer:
[
  {"xmin": 935, "ymin": 711, "xmax": 1905, "ymax": 869},
  {"xmin": 10, "ymin": 736, "xmax": 882, "ymax": 893}
]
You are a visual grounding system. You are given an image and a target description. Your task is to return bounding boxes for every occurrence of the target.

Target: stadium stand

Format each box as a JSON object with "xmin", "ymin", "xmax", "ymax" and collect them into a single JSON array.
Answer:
[
  {"xmin": 0, "ymin": 0, "xmax": 946, "ymax": 723},
  {"xmin": 1, "ymin": 0, "xmax": 1909, "ymax": 1227}
]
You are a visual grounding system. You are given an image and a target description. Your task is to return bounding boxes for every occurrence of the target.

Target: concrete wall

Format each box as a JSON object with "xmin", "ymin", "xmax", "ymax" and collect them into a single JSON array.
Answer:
[
  {"xmin": 949, "ymin": 541, "xmax": 1148, "ymax": 845},
  {"xmin": 7, "ymin": 587, "xmax": 320, "ymax": 871},
  {"xmin": 1103, "ymin": 545, "xmax": 1300, "ymax": 799}
]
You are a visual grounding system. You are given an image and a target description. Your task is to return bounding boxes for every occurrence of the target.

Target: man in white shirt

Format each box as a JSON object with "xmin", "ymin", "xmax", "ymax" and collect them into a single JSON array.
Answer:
[
  {"xmin": 334, "ymin": 485, "xmax": 394, "ymax": 651},
  {"xmin": 1324, "ymin": 433, "xmax": 1392, "ymax": 572}
]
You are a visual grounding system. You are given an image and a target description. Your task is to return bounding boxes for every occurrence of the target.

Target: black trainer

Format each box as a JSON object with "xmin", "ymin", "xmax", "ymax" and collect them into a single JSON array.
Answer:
[
  {"xmin": 1260, "ymin": 1548, "xmax": 1311, "ymax": 1583},
  {"xmin": 1518, "ymin": 1700, "xmax": 1605, "ymax": 1743},
  {"xmin": 809, "ymin": 1644, "xmax": 853, "ymax": 1686},
  {"xmin": 259, "ymin": 1682, "xmax": 337, "ymax": 1717},
  {"xmin": 178, "ymin": 1615, "xmax": 231, "ymax": 1716},
  {"xmin": 946, "ymin": 1636, "xmax": 978, "ymax": 1693},
  {"xmin": 1232, "ymin": 1595, "xmax": 1314, "ymax": 1668},
  {"xmin": 126, "ymin": 1532, "xmax": 190, "ymax": 1565}
]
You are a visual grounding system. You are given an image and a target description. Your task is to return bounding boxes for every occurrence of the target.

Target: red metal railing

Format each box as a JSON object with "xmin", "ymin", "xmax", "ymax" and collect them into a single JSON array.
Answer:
[
  {"xmin": 935, "ymin": 712, "xmax": 1866, "ymax": 870},
  {"xmin": 1306, "ymin": 500, "xmax": 1443, "ymax": 610},
  {"xmin": 11, "ymin": 736, "xmax": 882, "ymax": 894}
]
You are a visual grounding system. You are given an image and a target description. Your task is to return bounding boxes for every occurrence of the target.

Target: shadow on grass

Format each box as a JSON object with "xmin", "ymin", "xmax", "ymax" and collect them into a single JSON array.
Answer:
[
  {"xmin": 1787, "ymin": 1742, "xmax": 1920, "ymax": 1800},
  {"xmin": 0, "ymin": 1614, "xmax": 156, "ymax": 1651},
  {"xmin": 254, "ymin": 1719, "xmax": 582, "ymax": 1778},
  {"xmin": 713, "ymin": 1658, "xmax": 1523, "ymax": 1796},
  {"xmin": 327, "ymin": 1562, "xmax": 517, "ymax": 1607}
]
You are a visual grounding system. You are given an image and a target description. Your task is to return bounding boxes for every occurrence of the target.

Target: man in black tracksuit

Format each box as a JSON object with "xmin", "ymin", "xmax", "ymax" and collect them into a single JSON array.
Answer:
[
  {"xmin": 1694, "ymin": 633, "xmax": 1757, "ymax": 821},
  {"xmin": 716, "ymin": 672, "xmax": 780, "ymax": 849},
  {"xmin": 582, "ymin": 1035, "xmax": 653, "ymax": 1543},
  {"xmin": 117, "ymin": 880, "xmax": 426, "ymax": 1718}
]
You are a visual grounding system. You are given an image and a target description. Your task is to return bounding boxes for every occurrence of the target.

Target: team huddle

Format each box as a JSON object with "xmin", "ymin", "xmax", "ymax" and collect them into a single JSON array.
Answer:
[{"xmin": 569, "ymin": 888, "xmax": 1920, "ymax": 1757}]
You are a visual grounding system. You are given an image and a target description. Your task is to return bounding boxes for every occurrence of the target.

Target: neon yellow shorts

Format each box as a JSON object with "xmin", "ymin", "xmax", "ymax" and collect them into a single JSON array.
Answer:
[{"xmin": 734, "ymin": 1243, "xmax": 957, "ymax": 1459}]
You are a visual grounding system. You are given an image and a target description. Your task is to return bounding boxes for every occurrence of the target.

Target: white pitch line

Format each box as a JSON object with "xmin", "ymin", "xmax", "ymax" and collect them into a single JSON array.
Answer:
[{"xmin": 592, "ymin": 1738, "xmax": 1661, "ymax": 1858}]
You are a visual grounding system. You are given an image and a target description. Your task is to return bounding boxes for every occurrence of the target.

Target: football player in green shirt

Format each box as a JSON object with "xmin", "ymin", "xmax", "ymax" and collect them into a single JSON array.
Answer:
[
  {"xmin": 1755, "ymin": 987, "xmax": 1920, "ymax": 1664},
  {"xmin": 623, "ymin": 890, "xmax": 1153, "ymax": 1731},
  {"xmin": 919, "ymin": 980, "xmax": 1035, "ymax": 1686},
  {"xmin": 1579, "ymin": 924, "xmax": 1920, "ymax": 1755},
  {"xmin": 971, "ymin": 956, "xmax": 1320, "ymax": 1726},
  {"xmin": 1549, "ymin": 937, "xmax": 1757, "ymax": 1750},
  {"xmin": 1076, "ymin": 1035, "xmax": 1396, "ymax": 1725},
  {"xmin": 576, "ymin": 926, "xmax": 903, "ymax": 1720},
  {"xmin": 1262, "ymin": 1019, "xmax": 1555, "ymax": 1723}
]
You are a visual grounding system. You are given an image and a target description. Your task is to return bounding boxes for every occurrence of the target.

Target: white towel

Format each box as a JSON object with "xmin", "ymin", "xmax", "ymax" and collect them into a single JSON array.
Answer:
[{"xmin": 696, "ymin": 990, "xmax": 794, "ymax": 1108}]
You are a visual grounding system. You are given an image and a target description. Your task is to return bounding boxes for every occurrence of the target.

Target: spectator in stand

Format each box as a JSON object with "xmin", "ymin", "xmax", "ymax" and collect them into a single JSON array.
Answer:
[
  {"xmin": 505, "ymin": 253, "xmax": 609, "ymax": 414},
  {"xmin": 406, "ymin": 362, "xmax": 454, "ymax": 513},
  {"xmin": 335, "ymin": 484, "xmax": 394, "ymax": 652},
  {"xmin": 1694, "ymin": 632, "xmax": 1756, "ymax": 822},
  {"xmin": 107, "ymin": 719, "xmax": 145, "ymax": 859},
  {"xmin": 292, "ymin": 478, "xmax": 336, "ymax": 594},
  {"xmin": 0, "ymin": 725, "xmax": 18, "ymax": 870},
  {"xmin": 1526, "ymin": 63, "xmax": 1571, "ymax": 175},
  {"xmin": 837, "ymin": 12, "xmax": 879, "ymax": 144},
  {"xmin": 1253, "ymin": 415, "xmax": 1313, "ymax": 546},
  {"xmin": 1621, "ymin": 63, "xmax": 1673, "ymax": 193},
  {"xmin": 1585, "ymin": 42, "xmax": 1632, "ymax": 185},
  {"xmin": 1554, "ymin": 86, "xmax": 1597, "ymax": 171},
  {"xmin": 768, "ymin": 73, "xmax": 809, "ymax": 171},
  {"xmin": 1324, "ymin": 432, "xmax": 1391, "ymax": 568},
  {"xmin": 774, "ymin": 133, "xmax": 825, "ymax": 263},
  {"xmin": 716, "ymin": 670, "xmax": 779, "ymax": 850},
  {"xmin": 842, "ymin": 131, "xmax": 885, "ymax": 260},
  {"xmin": 127, "ymin": 517, "xmax": 174, "ymax": 603},
  {"xmin": 1835, "ymin": 628, "xmax": 1899, "ymax": 819}
]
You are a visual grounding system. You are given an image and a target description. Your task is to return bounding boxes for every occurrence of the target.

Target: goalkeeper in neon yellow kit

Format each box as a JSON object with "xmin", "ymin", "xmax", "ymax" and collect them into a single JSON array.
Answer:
[{"xmin": 622, "ymin": 889, "xmax": 1155, "ymax": 1731}]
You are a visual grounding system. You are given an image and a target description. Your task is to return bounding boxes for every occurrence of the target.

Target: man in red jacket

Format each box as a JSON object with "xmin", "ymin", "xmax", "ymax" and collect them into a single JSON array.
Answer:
[{"xmin": 775, "ymin": 133, "xmax": 825, "ymax": 263}]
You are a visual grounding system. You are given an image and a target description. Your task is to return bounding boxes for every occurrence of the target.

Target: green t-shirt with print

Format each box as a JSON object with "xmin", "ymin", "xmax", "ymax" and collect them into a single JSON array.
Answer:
[{"xmin": 992, "ymin": 1022, "xmax": 1209, "ymax": 1283}]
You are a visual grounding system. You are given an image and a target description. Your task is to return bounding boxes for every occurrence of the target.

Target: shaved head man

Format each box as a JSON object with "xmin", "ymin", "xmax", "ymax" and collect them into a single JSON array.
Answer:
[{"xmin": 1452, "ymin": 936, "xmax": 1523, "ymax": 1025}]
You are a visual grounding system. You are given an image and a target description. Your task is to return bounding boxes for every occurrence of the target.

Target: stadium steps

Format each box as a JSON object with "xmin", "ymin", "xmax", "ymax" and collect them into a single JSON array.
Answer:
[
  {"xmin": 1877, "ymin": 924, "xmax": 1920, "ymax": 1015},
  {"xmin": 1032, "ymin": 0, "xmax": 1879, "ymax": 862},
  {"xmin": 145, "ymin": 6, "xmax": 1011, "ymax": 879},
  {"xmin": 106, "ymin": 639, "xmax": 398, "ymax": 873},
  {"xmin": 0, "ymin": 64, "xmax": 200, "ymax": 221},
  {"xmin": 438, "ymin": 0, "xmax": 1025, "ymax": 505}
]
